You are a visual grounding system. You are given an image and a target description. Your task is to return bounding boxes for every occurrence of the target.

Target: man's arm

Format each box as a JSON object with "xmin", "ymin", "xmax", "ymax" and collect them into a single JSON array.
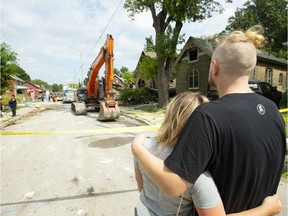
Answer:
[{"xmin": 131, "ymin": 133, "xmax": 191, "ymax": 196}]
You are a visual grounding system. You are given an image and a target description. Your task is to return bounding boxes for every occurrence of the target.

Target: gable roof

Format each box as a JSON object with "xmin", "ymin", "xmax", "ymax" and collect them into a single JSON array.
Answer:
[
  {"xmin": 10, "ymin": 74, "xmax": 25, "ymax": 82},
  {"xmin": 24, "ymin": 81, "xmax": 45, "ymax": 91},
  {"xmin": 135, "ymin": 51, "xmax": 157, "ymax": 72},
  {"xmin": 174, "ymin": 36, "xmax": 287, "ymax": 66}
]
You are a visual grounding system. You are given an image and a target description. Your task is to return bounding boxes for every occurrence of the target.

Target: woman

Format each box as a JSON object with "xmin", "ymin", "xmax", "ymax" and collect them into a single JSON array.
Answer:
[{"xmin": 133, "ymin": 92, "xmax": 281, "ymax": 216}]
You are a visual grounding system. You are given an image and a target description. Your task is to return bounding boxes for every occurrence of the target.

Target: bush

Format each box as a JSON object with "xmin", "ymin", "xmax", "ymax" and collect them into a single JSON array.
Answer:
[
  {"xmin": 118, "ymin": 87, "xmax": 157, "ymax": 105},
  {"xmin": 279, "ymin": 91, "xmax": 287, "ymax": 109}
]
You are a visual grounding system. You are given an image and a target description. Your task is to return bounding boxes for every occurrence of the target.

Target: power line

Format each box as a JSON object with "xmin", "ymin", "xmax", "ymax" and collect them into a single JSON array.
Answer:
[{"xmin": 81, "ymin": 0, "xmax": 124, "ymax": 68}]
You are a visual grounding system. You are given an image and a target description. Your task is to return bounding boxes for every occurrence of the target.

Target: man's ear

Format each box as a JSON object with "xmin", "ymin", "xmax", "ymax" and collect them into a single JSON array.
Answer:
[{"xmin": 212, "ymin": 60, "xmax": 220, "ymax": 76}]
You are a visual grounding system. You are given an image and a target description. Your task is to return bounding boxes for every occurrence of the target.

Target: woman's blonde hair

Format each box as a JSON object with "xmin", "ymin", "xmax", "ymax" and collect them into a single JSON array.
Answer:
[
  {"xmin": 216, "ymin": 25, "xmax": 266, "ymax": 48},
  {"xmin": 156, "ymin": 92, "xmax": 209, "ymax": 147}
]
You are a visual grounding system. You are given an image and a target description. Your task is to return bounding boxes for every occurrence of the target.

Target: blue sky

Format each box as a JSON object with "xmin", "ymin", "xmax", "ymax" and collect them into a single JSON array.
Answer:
[{"xmin": 1, "ymin": 0, "xmax": 247, "ymax": 85}]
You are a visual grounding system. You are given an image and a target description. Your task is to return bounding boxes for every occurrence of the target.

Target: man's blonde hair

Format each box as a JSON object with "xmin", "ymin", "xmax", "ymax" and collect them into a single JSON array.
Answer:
[
  {"xmin": 216, "ymin": 25, "xmax": 266, "ymax": 48},
  {"xmin": 156, "ymin": 92, "xmax": 209, "ymax": 147},
  {"xmin": 213, "ymin": 25, "xmax": 266, "ymax": 75}
]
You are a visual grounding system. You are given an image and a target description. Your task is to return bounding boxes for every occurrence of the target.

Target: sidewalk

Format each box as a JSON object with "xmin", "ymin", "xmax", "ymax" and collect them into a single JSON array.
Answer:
[
  {"xmin": 0, "ymin": 103, "xmax": 43, "ymax": 129},
  {"xmin": 120, "ymin": 106, "xmax": 164, "ymax": 126}
]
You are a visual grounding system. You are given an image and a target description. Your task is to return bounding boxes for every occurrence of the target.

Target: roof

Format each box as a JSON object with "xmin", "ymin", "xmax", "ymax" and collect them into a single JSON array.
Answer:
[
  {"xmin": 143, "ymin": 51, "xmax": 156, "ymax": 58},
  {"xmin": 10, "ymin": 75, "xmax": 25, "ymax": 82},
  {"xmin": 174, "ymin": 36, "xmax": 287, "ymax": 66},
  {"xmin": 24, "ymin": 81, "xmax": 45, "ymax": 91},
  {"xmin": 134, "ymin": 51, "xmax": 157, "ymax": 72}
]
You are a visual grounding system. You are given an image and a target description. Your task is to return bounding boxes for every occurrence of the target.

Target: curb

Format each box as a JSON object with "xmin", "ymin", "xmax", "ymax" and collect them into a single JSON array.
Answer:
[{"xmin": 120, "ymin": 111, "xmax": 152, "ymax": 126}]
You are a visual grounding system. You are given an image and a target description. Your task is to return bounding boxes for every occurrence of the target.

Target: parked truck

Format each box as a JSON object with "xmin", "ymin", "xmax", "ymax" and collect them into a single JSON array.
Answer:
[
  {"xmin": 63, "ymin": 88, "xmax": 75, "ymax": 103},
  {"xmin": 207, "ymin": 80, "xmax": 282, "ymax": 107}
]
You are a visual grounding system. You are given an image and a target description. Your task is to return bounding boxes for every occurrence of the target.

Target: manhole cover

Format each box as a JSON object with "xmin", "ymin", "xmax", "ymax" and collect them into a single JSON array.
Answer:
[{"xmin": 88, "ymin": 137, "xmax": 133, "ymax": 149}]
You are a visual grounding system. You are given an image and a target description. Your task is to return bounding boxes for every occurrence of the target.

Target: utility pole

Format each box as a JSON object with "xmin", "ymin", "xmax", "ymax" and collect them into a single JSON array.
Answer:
[
  {"xmin": 80, "ymin": 52, "xmax": 83, "ymax": 87},
  {"xmin": 74, "ymin": 69, "xmax": 76, "ymax": 88}
]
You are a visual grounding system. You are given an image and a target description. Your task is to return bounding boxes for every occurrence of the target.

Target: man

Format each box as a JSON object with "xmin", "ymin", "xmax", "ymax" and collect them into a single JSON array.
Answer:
[
  {"xmin": 8, "ymin": 95, "xmax": 17, "ymax": 116},
  {"xmin": 131, "ymin": 27, "xmax": 286, "ymax": 214}
]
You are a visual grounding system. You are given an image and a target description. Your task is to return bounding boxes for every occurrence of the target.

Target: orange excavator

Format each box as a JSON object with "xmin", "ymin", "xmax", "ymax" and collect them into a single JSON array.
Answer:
[{"xmin": 71, "ymin": 34, "xmax": 120, "ymax": 121}]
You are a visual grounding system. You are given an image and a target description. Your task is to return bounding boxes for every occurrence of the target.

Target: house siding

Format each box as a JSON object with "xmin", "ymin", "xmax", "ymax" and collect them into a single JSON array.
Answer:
[
  {"xmin": 175, "ymin": 37, "xmax": 288, "ymax": 96},
  {"xmin": 253, "ymin": 61, "xmax": 287, "ymax": 92},
  {"xmin": 176, "ymin": 47, "xmax": 211, "ymax": 95}
]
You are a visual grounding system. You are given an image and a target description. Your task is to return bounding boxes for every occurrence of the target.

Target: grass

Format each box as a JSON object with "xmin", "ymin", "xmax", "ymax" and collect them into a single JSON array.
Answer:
[{"xmin": 135, "ymin": 104, "xmax": 166, "ymax": 114}]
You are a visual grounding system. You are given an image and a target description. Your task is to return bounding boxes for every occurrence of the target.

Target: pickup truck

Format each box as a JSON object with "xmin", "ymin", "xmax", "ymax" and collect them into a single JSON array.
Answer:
[{"xmin": 207, "ymin": 80, "xmax": 282, "ymax": 108}]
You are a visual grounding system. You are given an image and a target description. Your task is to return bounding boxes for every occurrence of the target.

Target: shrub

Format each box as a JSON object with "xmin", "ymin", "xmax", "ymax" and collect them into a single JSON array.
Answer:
[{"xmin": 118, "ymin": 87, "xmax": 157, "ymax": 105}]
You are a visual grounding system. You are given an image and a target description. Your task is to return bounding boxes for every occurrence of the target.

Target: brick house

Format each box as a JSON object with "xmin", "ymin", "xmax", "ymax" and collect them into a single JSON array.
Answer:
[
  {"xmin": 134, "ymin": 51, "xmax": 176, "ymax": 90},
  {"xmin": 24, "ymin": 81, "xmax": 46, "ymax": 100},
  {"xmin": 134, "ymin": 51, "xmax": 158, "ymax": 89},
  {"xmin": 5, "ymin": 75, "xmax": 28, "ymax": 98},
  {"xmin": 174, "ymin": 37, "xmax": 287, "ymax": 96}
]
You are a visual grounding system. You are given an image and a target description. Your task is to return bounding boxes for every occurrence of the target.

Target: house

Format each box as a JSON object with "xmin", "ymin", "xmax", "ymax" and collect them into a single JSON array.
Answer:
[
  {"xmin": 174, "ymin": 37, "xmax": 287, "ymax": 96},
  {"xmin": 134, "ymin": 51, "xmax": 157, "ymax": 89},
  {"xmin": 5, "ymin": 75, "xmax": 28, "ymax": 99},
  {"xmin": 113, "ymin": 74, "xmax": 128, "ymax": 89},
  {"xmin": 24, "ymin": 81, "xmax": 46, "ymax": 100}
]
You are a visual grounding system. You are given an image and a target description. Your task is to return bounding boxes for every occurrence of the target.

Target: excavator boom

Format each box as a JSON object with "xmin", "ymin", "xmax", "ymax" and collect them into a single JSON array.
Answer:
[{"xmin": 71, "ymin": 34, "xmax": 120, "ymax": 121}]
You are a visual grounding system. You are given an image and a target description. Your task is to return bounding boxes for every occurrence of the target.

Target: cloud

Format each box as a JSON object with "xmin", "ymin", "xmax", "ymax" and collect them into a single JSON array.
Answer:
[{"xmin": 1, "ymin": 0, "xmax": 246, "ymax": 85}]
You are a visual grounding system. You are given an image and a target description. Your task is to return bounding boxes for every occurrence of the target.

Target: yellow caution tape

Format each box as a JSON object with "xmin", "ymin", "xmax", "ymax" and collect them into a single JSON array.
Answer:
[
  {"xmin": 0, "ymin": 125, "xmax": 161, "ymax": 136},
  {"xmin": 279, "ymin": 108, "xmax": 288, "ymax": 113}
]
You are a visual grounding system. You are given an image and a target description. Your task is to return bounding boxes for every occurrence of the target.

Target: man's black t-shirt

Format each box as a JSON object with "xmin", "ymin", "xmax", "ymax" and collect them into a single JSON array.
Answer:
[{"xmin": 165, "ymin": 93, "xmax": 286, "ymax": 213}]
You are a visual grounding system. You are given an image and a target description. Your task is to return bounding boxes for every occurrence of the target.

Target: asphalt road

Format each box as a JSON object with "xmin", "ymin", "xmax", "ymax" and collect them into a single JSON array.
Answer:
[
  {"xmin": 1, "ymin": 102, "xmax": 157, "ymax": 216},
  {"xmin": 0, "ymin": 102, "xmax": 287, "ymax": 216}
]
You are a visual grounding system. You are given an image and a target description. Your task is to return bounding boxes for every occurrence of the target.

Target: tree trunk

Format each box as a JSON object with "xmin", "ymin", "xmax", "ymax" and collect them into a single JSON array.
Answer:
[{"xmin": 157, "ymin": 57, "xmax": 169, "ymax": 108}]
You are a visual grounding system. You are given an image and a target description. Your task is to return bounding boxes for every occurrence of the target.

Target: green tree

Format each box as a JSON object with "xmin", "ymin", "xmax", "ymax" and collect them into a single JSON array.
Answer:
[
  {"xmin": 10, "ymin": 64, "xmax": 31, "ymax": 81},
  {"xmin": 0, "ymin": 42, "xmax": 18, "ymax": 93},
  {"xmin": 122, "ymin": 71, "xmax": 135, "ymax": 84},
  {"xmin": 226, "ymin": 0, "xmax": 287, "ymax": 59},
  {"xmin": 124, "ymin": 0, "xmax": 232, "ymax": 107},
  {"xmin": 119, "ymin": 66, "xmax": 129, "ymax": 75},
  {"xmin": 51, "ymin": 84, "xmax": 62, "ymax": 92},
  {"xmin": 114, "ymin": 68, "xmax": 121, "ymax": 76},
  {"xmin": 114, "ymin": 66, "xmax": 130, "ymax": 77},
  {"xmin": 32, "ymin": 79, "xmax": 50, "ymax": 90},
  {"xmin": 136, "ymin": 36, "xmax": 158, "ymax": 82}
]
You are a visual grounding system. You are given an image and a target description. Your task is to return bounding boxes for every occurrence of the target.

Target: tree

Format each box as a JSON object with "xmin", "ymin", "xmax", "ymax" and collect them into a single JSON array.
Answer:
[
  {"xmin": 10, "ymin": 64, "xmax": 31, "ymax": 81},
  {"xmin": 32, "ymin": 79, "xmax": 50, "ymax": 90},
  {"xmin": 1, "ymin": 42, "xmax": 18, "ymax": 93},
  {"xmin": 114, "ymin": 68, "xmax": 121, "ymax": 76},
  {"xmin": 136, "ymin": 36, "xmax": 158, "ymax": 83},
  {"xmin": 124, "ymin": 0, "xmax": 232, "ymax": 108},
  {"xmin": 122, "ymin": 71, "xmax": 135, "ymax": 84},
  {"xmin": 226, "ymin": 0, "xmax": 287, "ymax": 59},
  {"xmin": 51, "ymin": 84, "xmax": 63, "ymax": 92}
]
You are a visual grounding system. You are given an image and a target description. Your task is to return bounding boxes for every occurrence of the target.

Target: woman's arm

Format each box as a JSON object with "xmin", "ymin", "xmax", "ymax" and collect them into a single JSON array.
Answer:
[
  {"xmin": 134, "ymin": 167, "xmax": 143, "ymax": 192},
  {"xmin": 196, "ymin": 195, "xmax": 282, "ymax": 216},
  {"xmin": 131, "ymin": 133, "xmax": 190, "ymax": 196},
  {"xmin": 228, "ymin": 195, "xmax": 282, "ymax": 216}
]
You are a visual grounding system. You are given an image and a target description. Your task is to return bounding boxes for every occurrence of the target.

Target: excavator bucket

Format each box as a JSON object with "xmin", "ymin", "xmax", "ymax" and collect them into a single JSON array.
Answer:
[
  {"xmin": 71, "ymin": 101, "xmax": 87, "ymax": 115},
  {"xmin": 98, "ymin": 101, "xmax": 120, "ymax": 121}
]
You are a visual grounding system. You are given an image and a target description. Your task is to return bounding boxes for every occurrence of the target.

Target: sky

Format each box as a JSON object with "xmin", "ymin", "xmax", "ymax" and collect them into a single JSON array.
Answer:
[{"xmin": 1, "ymin": 0, "xmax": 247, "ymax": 85}]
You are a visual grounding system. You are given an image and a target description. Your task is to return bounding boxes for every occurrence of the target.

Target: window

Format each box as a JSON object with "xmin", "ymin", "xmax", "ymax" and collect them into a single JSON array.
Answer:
[
  {"xmin": 279, "ymin": 73, "xmax": 283, "ymax": 85},
  {"xmin": 265, "ymin": 68, "xmax": 273, "ymax": 84},
  {"xmin": 188, "ymin": 48, "xmax": 198, "ymax": 62},
  {"xmin": 188, "ymin": 69, "xmax": 199, "ymax": 89}
]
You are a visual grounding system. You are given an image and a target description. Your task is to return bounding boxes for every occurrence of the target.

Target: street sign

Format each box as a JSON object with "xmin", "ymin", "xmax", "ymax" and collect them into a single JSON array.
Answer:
[{"xmin": 29, "ymin": 88, "xmax": 35, "ymax": 93}]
